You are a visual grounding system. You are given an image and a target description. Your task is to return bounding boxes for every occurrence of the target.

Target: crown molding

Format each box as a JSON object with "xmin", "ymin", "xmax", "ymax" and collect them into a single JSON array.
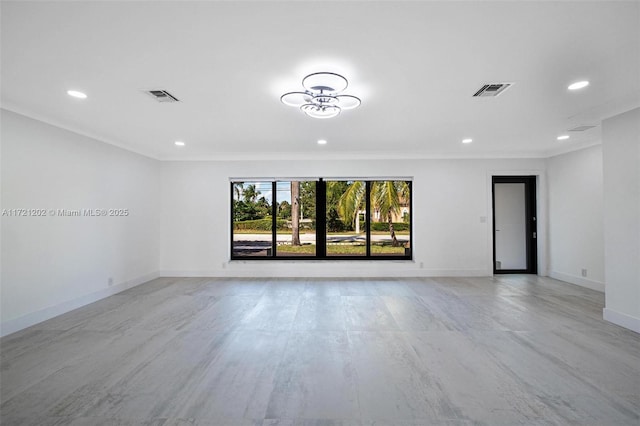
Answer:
[{"xmin": 2, "ymin": 103, "xmax": 607, "ymax": 163}]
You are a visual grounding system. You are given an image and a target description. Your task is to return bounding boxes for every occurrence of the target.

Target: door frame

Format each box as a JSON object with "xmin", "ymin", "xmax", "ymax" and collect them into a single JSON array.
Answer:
[{"xmin": 492, "ymin": 176, "xmax": 537, "ymax": 274}]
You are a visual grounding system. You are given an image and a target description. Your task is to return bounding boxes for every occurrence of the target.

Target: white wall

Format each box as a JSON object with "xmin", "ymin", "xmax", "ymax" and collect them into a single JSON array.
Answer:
[
  {"xmin": 547, "ymin": 145, "xmax": 605, "ymax": 291},
  {"xmin": 6, "ymin": 105, "xmax": 637, "ymax": 334},
  {"xmin": 602, "ymin": 107, "xmax": 640, "ymax": 333},
  {"xmin": 159, "ymin": 158, "xmax": 547, "ymax": 277},
  {"xmin": 0, "ymin": 110, "xmax": 161, "ymax": 336}
]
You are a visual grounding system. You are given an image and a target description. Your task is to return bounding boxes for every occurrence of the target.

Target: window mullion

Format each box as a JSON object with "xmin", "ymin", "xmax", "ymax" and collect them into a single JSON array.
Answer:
[
  {"xmin": 271, "ymin": 181, "xmax": 277, "ymax": 257},
  {"xmin": 366, "ymin": 181, "xmax": 371, "ymax": 257},
  {"xmin": 316, "ymin": 178, "xmax": 327, "ymax": 258},
  {"xmin": 408, "ymin": 180, "xmax": 412, "ymax": 259},
  {"xmin": 230, "ymin": 181, "xmax": 235, "ymax": 259}
]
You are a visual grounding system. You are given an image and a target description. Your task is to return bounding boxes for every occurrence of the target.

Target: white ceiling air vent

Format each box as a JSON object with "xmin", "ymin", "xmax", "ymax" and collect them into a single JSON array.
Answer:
[
  {"xmin": 569, "ymin": 125, "xmax": 597, "ymax": 132},
  {"xmin": 145, "ymin": 90, "xmax": 179, "ymax": 103},
  {"xmin": 473, "ymin": 83, "xmax": 512, "ymax": 97}
]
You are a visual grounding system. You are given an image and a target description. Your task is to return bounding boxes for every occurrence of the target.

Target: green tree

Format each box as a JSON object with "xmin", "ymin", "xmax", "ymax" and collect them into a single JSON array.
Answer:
[
  {"xmin": 256, "ymin": 196, "xmax": 271, "ymax": 218},
  {"xmin": 326, "ymin": 181, "xmax": 352, "ymax": 232},
  {"xmin": 234, "ymin": 200, "xmax": 261, "ymax": 221},
  {"xmin": 371, "ymin": 181, "xmax": 410, "ymax": 247},
  {"xmin": 300, "ymin": 182, "xmax": 316, "ymax": 220},
  {"xmin": 233, "ymin": 182, "xmax": 244, "ymax": 201},
  {"xmin": 335, "ymin": 181, "xmax": 410, "ymax": 247},
  {"xmin": 243, "ymin": 184, "xmax": 259, "ymax": 203},
  {"xmin": 233, "ymin": 183, "xmax": 271, "ymax": 221},
  {"xmin": 278, "ymin": 200, "xmax": 291, "ymax": 219},
  {"xmin": 326, "ymin": 207, "xmax": 347, "ymax": 232}
]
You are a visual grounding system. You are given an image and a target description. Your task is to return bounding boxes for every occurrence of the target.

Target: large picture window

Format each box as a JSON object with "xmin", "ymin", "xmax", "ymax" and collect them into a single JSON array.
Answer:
[{"xmin": 231, "ymin": 179, "xmax": 412, "ymax": 260}]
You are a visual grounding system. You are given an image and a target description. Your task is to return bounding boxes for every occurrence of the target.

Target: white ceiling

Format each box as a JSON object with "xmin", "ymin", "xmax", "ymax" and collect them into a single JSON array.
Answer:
[{"xmin": 2, "ymin": 1, "xmax": 639, "ymax": 160}]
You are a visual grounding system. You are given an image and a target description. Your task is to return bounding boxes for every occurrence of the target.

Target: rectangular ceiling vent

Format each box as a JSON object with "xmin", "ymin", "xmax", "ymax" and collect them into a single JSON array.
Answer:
[
  {"xmin": 146, "ymin": 90, "xmax": 179, "ymax": 103},
  {"xmin": 473, "ymin": 83, "xmax": 512, "ymax": 97},
  {"xmin": 569, "ymin": 125, "xmax": 597, "ymax": 132}
]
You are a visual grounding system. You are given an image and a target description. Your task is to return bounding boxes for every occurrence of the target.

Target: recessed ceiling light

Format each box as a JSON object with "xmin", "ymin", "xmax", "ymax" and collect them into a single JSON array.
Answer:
[
  {"xmin": 67, "ymin": 90, "xmax": 87, "ymax": 99},
  {"xmin": 557, "ymin": 135, "xmax": 570, "ymax": 141},
  {"xmin": 317, "ymin": 139, "xmax": 327, "ymax": 145},
  {"xmin": 462, "ymin": 138, "xmax": 473, "ymax": 144},
  {"xmin": 568, "ymin": 81, "xmax": 589, "ymax": 90},
  {"xmin": 174, "ymin": 141, "xmax": 185, "ymax": 146}
]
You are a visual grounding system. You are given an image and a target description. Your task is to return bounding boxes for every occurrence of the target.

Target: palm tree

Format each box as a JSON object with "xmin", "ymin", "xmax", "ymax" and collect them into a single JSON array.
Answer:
[
  {"xmin": 233, "ymin": 182, "xmax": 244, "ymax": 201},
  {"xmin": 335, "ymin": 180, "xmax": 409, "ymax": 247},
  {"xmin": 371, "ymin": 181, "xmax": 410, "ymax": 247},
  {"xmin": 243, "ymin": 184, "xmax": 259, "ymax": 203},
  {"xmin": 328, "ymin": 180, "xmax": 365, "ymax": 234},
  {"xmin": 326, "ymin": 181, "xmax": 350, "ymax": 232}
]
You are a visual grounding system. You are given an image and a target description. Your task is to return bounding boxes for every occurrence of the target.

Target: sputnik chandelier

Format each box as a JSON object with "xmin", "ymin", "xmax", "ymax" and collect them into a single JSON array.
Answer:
[{"xmin": 281, "ymin": 72, "xmax": 361, "ymax": 119}]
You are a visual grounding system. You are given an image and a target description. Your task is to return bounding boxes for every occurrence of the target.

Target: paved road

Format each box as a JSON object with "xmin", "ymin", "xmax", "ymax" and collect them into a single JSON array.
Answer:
[
  {"xmin": 233, "ymin": 233, "xmax": 408, "ymax": 244},
  {"xmin": 232, "ymin": 233, "xmax": 410, "ymax": 256}
]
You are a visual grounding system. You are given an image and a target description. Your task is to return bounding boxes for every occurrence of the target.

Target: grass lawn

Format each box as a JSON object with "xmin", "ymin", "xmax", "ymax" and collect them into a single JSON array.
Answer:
[
  {"xmin": 234, "ymin": 229, "xmax": 409, "ymax": 236},
  {"xmin": 233, "ymin": 229, "xmax": 274, "ymax": 234},
  {"xmin": 275, "ymin": 244, "xmax": 406, "ymax": 255}
]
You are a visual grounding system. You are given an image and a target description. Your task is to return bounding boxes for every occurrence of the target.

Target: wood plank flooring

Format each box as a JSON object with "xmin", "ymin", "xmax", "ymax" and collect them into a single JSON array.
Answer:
[{"xmin": 1, "ymin": 276, "xmax": 639, "ymax": 425}]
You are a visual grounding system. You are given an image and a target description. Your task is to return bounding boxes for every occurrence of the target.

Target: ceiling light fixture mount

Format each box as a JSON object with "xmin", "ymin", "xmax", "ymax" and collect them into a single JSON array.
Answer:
[{"xmin": 281, "ymin": 72, "xmax": 361, "ymax": 119}]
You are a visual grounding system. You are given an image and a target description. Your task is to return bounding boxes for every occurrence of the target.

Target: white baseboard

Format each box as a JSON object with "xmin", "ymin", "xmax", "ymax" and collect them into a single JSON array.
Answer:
[
  {"xmin": 159, "ymin": 267, "xmax": 491, "ymax": 278},
  {"xmin": 0, "ymin": 271, "xmax": 160, "ymax": 338},
  {"xmin": 603, "ymin": 308, "xmax": 640, "ymax": 334},
  {"xmin": 549, "ymin": 271, "xmax": 605, "ymax": 292}
]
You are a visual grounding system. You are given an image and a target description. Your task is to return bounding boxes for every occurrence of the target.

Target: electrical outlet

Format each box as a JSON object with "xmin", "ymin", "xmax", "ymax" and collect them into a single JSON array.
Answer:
[
  {"xmin": 108, "ymin": 277, "xmax": 114, "ymax": 286},
  {"xmin": 222, "ymin": 262, "xmax": 226, "ymax": 269},
  {"xmin": 480, "ymin": 216, "xmax": 487, "ymax": 223},
  {"xmin": 420, "ymin": 262, "xmax": 424, "ymax": 269},
  {"xmin": 581, "ymin": 269, "xmax": 587, "ymax": 277}
]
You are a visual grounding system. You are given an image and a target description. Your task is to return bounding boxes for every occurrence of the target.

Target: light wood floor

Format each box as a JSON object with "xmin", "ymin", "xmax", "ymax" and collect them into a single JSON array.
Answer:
[{"xmin": 1, "ymin": 276, "xmax": 639, "ymax": 425}]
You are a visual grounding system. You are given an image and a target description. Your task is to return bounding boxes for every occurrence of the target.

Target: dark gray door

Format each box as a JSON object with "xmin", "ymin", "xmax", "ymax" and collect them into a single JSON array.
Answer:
[{"xmin": 492, "ymin": 176, "xmax": 537, "ymax": 274}]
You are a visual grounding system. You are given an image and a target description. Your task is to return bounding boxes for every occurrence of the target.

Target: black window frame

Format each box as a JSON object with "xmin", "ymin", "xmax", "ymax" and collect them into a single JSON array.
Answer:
[{"xmin": 230, "ymin": 178, "xmax": 412, "ymax": 260}]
